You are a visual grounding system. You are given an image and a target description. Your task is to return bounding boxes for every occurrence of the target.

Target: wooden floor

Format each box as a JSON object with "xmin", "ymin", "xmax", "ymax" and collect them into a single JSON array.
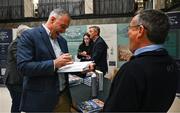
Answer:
[{"xmin": 0, "ymin": 86, "xmax": 180, "ymax": 112}]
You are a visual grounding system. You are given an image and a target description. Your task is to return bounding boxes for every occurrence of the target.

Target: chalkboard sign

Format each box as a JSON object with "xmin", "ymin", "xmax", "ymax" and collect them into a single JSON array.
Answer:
[
  {"xmin": 0, "ymin": 29, "xmax": 12, "ymax": 66},
  {"xmin": 167, "ymin": 11, "xmax": 180, "ymax": 29},
  {"xmin": 0, "ymin": 29, "xmax": 12, "ymax": 84},
  {"xmin": 0, "ymin": 29, "xmax": 12, "ymax": 43},
  {"xmin": 0, "ymin": 43, "xmax": 9, "ymax": 60}
]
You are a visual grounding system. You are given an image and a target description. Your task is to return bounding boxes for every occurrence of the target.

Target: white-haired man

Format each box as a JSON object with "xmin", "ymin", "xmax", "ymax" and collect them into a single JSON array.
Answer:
[{"xmin": 5, "ymin": 25, "xmax": 31, "ymax": 113}]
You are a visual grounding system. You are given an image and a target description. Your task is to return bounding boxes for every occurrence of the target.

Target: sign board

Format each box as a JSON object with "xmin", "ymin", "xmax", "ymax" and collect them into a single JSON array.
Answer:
[
  {"xmin": 0, "ymin": 29, "xmax": 12, "ymax": 84},
  {"xmin": 167, "ymin": 11, "xmax": 180, "ymax": 29}
]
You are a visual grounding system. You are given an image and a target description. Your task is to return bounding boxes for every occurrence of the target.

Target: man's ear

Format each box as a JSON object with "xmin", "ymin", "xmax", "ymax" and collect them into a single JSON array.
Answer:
[
  {"xmin": 137, "ymin": 25, "xmax": 145, "ymax": 38},
  {"xmin": 50, "ymin": 16, "xmax": 56, "ymax": 23}
]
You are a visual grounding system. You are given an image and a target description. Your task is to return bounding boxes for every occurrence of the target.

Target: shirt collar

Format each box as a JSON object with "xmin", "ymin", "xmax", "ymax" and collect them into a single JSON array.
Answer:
[
  {"xmin": 93, "ymin": 36, "xmax": 99, "ymax": 42},
  {"xmin": 134, "ymin": 44, "xmax": 164, "ymax": 56},
  {"xmin": 42, "ymin": 24, "xmax": 57, "ymax": 42},
  {"xmin": 42, "ymin": 24, "xmax": 50, "ymax": 36}
]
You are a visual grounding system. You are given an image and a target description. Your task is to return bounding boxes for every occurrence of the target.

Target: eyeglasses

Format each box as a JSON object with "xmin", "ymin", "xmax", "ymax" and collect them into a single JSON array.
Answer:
[
  {"xmin": 127, "ymin": 25, "xmax": 141, "ymax": 30},
  {"xmin": 60, "ymin": 24, "xmax": 69, "ymax": 29},
  {"xmin": 127, "ymin": 24, "xmax": 148, "ymax": 31}
]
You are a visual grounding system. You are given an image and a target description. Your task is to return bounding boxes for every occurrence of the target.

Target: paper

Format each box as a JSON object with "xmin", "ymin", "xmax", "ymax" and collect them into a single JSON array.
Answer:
[{"xmin": 58, "ymin": 61, "xmax": 93, "ymax": 73}]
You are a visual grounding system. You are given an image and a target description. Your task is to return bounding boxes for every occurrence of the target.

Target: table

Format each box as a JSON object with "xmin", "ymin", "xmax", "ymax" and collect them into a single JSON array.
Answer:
[{"xmin": 70, "ymin": 78, "xmax": 111, "ymax": 111}]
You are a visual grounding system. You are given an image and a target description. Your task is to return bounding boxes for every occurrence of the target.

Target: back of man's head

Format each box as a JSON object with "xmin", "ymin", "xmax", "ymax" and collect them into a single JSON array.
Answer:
[
  {"xmin": 135, "ymin": 9, "xmax": 170, "ymax": 44},
  {"xmin": 17, "ymin": 24, "xmax": 31, "ymax": 37},
  {"xmin": 89, "ymin": 26, "xmax": 100, "ymax": 36}
]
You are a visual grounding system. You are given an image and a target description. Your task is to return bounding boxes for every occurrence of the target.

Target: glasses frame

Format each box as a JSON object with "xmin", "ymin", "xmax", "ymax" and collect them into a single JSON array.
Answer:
[
  {"xmin": 127, "ymin": 24, "xmax": 148, "ymax": 31},
  {"xmin": 127, "ymin": 24, "xmax": 141, "ymax": 30},
  {"xmin": 60, "ymin": 24, "xmax": 69, "ymax": 29}
]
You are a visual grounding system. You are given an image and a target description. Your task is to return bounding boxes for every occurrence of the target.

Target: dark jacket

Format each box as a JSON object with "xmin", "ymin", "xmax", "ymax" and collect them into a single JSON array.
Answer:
[
  {"xmin": 103, "ymin": 49, "xmax": 178, "ymax": 112},
  {"xmin": 77, "ymin": 43, "xmax": 92, "ymax": 61},
  {"xmin": 91, "ymin": 36, "xmax": 108, "ymax": 75},
  {"xmin": 17, "ymin": 26, "xmax": 71, "ymax": 112},
  {"xmin": 5, "ymin": 38, "xmax": 23, "ymax": 85}
]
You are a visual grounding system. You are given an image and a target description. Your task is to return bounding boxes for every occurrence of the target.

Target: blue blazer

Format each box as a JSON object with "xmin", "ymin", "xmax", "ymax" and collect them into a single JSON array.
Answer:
[{"xmin": 17, "ymin": 26, "xmax": 71, "ymax": 112}]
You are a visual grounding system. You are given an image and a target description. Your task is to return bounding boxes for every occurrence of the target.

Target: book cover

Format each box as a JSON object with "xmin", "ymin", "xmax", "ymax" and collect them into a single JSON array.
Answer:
[
  {"xmin": 77, "ymin": 99, "xmax": 104, "ymax": 113},
  {"xmin": 58, "ymin": 61, "xmax": 93, "ymax": 73},
  {"xmin": 68, "ymin": 74, "xmax": 83, "ymax": 86},
  {"xmin": 95, "ymin": 70, "xmax": 103, "ymax": 91}
]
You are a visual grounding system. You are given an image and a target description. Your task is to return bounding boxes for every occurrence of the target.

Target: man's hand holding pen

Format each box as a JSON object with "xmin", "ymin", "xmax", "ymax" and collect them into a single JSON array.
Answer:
[
  {"xmin": 88, "ymin": 62, "xmax": 95, "ymax": 72},
  {"xmin": 81, "ymin": 62, "xmax": 95, "ymax": 75},
  {"xmin": 54, "ymin": 53, "xmax": 73, "ymax": 68},
  {"xmin": 54, "ymin": 53, "xmax": 95, "ymax": 73}
]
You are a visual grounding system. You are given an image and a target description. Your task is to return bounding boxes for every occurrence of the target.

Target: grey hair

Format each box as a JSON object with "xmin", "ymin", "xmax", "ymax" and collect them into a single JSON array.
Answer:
[
  {"xmin": 89, "ymin": 26, "xmax": 100, "ymax": 36},
  {"xmin": 49, "ymin": 8, "xmax": 71, "ymax": 19},
  {"xmin": 17, "ymin": 25, "xmax": 31, "ymax": 37},
  {"xmin": 135, "ymin": 9, "xmax": 170, "ymax": 44}
]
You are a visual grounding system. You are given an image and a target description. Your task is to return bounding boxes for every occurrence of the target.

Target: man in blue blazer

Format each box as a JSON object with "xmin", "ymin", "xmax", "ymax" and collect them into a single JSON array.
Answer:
[
  {"xmin": 88, "ymin": 26, "xmax": 108, "ymax": 75},
  {"xmin": 17, "ymin": 8, "xmax": 73, "ymax": 112}
]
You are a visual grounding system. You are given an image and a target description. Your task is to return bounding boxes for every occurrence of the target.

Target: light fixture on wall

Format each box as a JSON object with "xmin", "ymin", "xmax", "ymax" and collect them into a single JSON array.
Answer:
[
  {"xmin": 135, "ymin": 0, "xmax": 150, "ymax": 10},
  {"xmin": 135, "ymin": 0, "xmax": 144, "ymax": 9}
]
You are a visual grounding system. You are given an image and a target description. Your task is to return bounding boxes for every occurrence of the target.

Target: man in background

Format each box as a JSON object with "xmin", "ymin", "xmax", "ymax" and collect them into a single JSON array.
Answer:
[
  {"xmin": 88, "ymin": 26, "xmax": 108, "ymax": 76},
  {"xmin": 103, "ymin": 9, "xmax": 178, "ymax": 112},
  {"xmin": 5, "ymin": 25, "xmax": 31, "ymax": 113}
]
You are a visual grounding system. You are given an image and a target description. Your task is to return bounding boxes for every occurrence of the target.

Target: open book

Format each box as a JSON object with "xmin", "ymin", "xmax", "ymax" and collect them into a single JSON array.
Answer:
[{"xmin": 58, "ymin": 61, "xmax": 93, "ymax": 73}]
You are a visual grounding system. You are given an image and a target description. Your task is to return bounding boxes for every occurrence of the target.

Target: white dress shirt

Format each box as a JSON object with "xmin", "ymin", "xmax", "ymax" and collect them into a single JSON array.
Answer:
[{"xmin": 42, "ymin": 24, "xmax": 66, "ymax": 91}]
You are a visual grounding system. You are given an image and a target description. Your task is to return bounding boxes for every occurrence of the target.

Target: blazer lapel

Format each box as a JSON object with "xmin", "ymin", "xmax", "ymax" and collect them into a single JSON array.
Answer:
[{"xmin": 39, "ymin": 26, "xmax": 56, "ymax": 58}]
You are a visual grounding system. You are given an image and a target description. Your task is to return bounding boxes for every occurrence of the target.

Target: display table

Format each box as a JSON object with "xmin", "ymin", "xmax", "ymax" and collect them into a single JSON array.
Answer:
[{"xmin": 70, "ymin": 78, "xmax": 111, "ymax": 111}]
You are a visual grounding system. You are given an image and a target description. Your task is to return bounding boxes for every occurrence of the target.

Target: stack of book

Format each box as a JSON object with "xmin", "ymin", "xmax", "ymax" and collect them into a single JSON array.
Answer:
[
  {"xmin": 68, "ymin": 74, "xmax": 83, "ymax": 87},
  {"xmin": 58, "ymin": 61, "xmax": 92, "ymax": 73},
  {"xmin": 77, "ymin": 99, "xmax": 104, "ymax": 113},
  {"xmin": 83, "ymin": 76, "xmax": 92, "ymax": 86},
  {"xmin": 83, "ymin": 70, "xmax": 104, "ymax": 91},
  {"xmin": 95, "ymin": 70, "xmax": 103, "ymax": 91}
]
